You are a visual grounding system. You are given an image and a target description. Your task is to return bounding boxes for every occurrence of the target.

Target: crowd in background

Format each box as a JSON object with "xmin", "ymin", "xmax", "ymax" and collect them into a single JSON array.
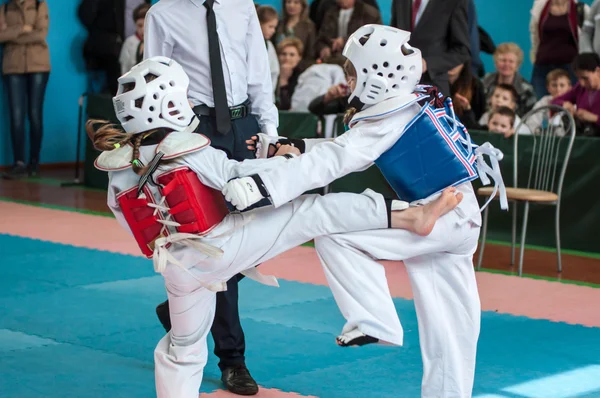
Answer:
[{"xmin": 3, "ymin": 0, "xmax": 600, "ymax": 179}]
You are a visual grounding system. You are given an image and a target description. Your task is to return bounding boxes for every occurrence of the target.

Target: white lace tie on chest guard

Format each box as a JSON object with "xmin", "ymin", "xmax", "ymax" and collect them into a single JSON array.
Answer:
[{"xmin": 370, "ymin": 91, "xmax": 508, "ymax": 219}]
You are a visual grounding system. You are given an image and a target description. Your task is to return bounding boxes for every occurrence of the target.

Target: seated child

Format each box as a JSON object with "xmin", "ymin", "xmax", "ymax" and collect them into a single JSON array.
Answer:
[
  {"xmin": 479, "ymin": 84, "xmax": 531, "ymax": 135},
  {"xmin": 525, "ymin": 69, "xmax": 572, "ymax": 134},
  {"xmin": 487, "ymin": 106, "xmax": 516, "ymax": 138}
]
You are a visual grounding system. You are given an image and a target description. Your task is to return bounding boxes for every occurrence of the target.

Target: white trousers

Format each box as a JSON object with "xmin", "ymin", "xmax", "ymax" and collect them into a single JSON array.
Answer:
[
  {"xmin": 154, "ymin": 189, "xmax": 388, "ymax": 398},
  {"xmin": 314, "ymin": 189, "xmax": 482, "ymax": 398}
]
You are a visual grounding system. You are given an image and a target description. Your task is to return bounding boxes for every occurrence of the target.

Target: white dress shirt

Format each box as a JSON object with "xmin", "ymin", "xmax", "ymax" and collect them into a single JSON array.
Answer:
[
  {"xmin": 144, "ymin": 0, "xmax": 279, "ymax": 136},
  {"xmin": 338, "ymin": 8, "xmax": 353, "ymax": 39}
]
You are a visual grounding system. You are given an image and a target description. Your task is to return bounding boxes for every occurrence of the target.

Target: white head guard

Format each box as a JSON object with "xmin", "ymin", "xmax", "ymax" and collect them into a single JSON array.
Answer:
[
  {"xmin": 112, "ymin": 56, "xmax": 196, "ymax": 135},
  {"xmin": 342, "ymin": 24, "xmax": 422, "ymax": 109}
]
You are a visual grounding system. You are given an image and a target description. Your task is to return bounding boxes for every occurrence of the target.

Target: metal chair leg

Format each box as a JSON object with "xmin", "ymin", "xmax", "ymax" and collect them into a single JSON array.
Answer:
[
  {"xmin": 555, "ymin": 203, "xmax": 562, "ymax": 273},
  {"xmin": 477, "ymin": 206, "xmax": 490, "ymax": 270},
  {"xmin": 518, "ymin": 201, "xmax": 530, "ymax": 277},
  {"xmin": 511, "ymin": 201, "xmax": 517, "ymax": 265}
]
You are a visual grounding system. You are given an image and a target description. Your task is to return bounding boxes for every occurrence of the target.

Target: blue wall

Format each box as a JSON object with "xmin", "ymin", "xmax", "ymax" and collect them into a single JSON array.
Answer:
[
  {"xmin": 0, "ymin": 0, "xmax": 89, "ymax": 167},
  {"xmin": 0, "ymin": 0, "xmax": 595, "ymax": 166}
]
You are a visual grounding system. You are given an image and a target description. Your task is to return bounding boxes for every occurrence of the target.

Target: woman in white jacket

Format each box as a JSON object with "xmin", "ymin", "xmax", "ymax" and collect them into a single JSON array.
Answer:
[{"xmin": 530, "ymin": 0, "xmax": 587, "ymax": 98}]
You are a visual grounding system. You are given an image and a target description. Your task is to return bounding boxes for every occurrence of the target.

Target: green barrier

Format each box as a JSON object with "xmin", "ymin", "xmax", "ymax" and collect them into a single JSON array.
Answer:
[
  {"xmin": 278, "ymin": 111, "xmax": 320, "ymax": 139},
  {"xmin": 83, "ymin": 94, "xmax": 115, "ymax": 190},
  {"xmin": 83, "ymin": 95, "xmax": 600, "ymax": 253}
]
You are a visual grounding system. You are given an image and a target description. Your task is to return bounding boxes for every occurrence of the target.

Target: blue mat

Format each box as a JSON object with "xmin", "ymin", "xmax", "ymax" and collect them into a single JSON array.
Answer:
[{"xmin": 1, "ymin": 233, "xmax": 600, "ymax": 398}]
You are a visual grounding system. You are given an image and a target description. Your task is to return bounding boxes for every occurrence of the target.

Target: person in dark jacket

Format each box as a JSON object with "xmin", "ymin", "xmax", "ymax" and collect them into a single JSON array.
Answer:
[
  {"xmin": 449, "ymin": 60, "xmax": 486, "ymax": 129},
  {"xmin": 78, "ymin": 0, "xmax": 150, "ymax": 94}
]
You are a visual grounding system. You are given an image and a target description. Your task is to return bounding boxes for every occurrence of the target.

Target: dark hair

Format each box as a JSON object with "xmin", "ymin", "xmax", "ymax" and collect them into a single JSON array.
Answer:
[
  {"xmin": 490, "ymin": 106, "xmax": 515, "ymax": 126},
  {"xmin": 133, "ymin": 3, "xmax": 150, "ymax": 22},
  {"xmin": 572, "ymin": 53, "xmax": 600, "ymax": 72},
  {"xmin": 450, "ymin": 61, "xmax": 474, "ymax": 116},
  {"xmin": 494, "ymin": 83, "xmax": 518, "ymax": 104},
  {"xmin": 257, "ymin": 5, "xmax": 278, "ymax": 23}
]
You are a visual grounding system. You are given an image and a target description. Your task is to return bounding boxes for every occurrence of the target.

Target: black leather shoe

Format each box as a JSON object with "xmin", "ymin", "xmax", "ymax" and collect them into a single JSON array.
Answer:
[
  {"xmin": 155, "ymin": 300, "xmax": 171, "ymax": 332},
  {"xmin": 221, "ymin": 365, "xmax": 259, "ymax": 395}
]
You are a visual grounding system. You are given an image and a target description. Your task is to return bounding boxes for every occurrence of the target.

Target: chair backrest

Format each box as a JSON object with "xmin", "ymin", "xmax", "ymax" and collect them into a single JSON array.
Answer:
[{"xmin": 513, "ymin": 105, "xmax": 576, "ymax": 199}]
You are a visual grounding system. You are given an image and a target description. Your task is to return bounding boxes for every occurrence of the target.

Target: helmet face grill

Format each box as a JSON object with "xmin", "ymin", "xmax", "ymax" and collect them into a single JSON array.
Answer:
[
  {"xmin": 112, "ymin": 57, "xmax": 195, "ymax": 135},
  {"xmin": 342, "ymin": 24, "xmax": 423, "ymax": 107}
]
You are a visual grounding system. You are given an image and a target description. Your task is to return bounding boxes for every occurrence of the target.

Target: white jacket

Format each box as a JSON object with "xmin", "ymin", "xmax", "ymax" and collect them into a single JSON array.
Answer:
[
  {"xmin": 580, "ymin": 0, "xmax": 600, "ymax": 55},
  {"xmin": 266, "ymin": 40, "xmax": 279, "ymax": 102},
  {"xmin": 290, "ymin": 63, "xmax": 346, "ymax": 112}
]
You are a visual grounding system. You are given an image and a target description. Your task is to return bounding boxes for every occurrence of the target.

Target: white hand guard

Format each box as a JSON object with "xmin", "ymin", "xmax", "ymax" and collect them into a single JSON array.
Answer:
[
  {"xmin": 254, "ymin": 133, "xmax": 286, "ymax": 159},
  {"xmin": 223, "ymin": 175, "xmax": 269, "ymax": 211}
]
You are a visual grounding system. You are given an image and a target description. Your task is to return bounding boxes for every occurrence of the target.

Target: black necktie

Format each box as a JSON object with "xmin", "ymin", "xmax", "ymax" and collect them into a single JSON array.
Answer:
[{"xmin": 204, "ymin": 0, "xmax": 231, "ymax": 135}]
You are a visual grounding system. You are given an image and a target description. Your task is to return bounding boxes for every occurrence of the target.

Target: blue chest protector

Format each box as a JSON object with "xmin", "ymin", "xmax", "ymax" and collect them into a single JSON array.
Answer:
[{"xmin": 374, "ymin": 95, "xmax": 508, "ymax": 210}]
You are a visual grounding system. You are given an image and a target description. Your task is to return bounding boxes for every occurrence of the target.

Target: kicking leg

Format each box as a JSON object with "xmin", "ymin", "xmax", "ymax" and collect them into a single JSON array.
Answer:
[{"xmin": 390, "ymin": 187, "xmax": 463, "ymax": 236}]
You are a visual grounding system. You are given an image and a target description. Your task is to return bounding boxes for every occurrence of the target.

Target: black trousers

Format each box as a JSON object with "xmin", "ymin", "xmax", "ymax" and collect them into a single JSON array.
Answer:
[
  {"xmin": 201, "ymin": 111, "xmax": 262, "ymax": 370},
  {"xmin": 4, "ymin": 72, "xmax": 50, "ymax": 165},
  {"xmin": 162, "ymin": 111, "xmax": 262, "ymax": 371}
]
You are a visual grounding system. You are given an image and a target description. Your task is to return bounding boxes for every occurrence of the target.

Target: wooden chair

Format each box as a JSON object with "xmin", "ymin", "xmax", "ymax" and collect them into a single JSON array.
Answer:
[{"xmin": 476, "ymin": 105, "xmax": 576, "ymax": 276}]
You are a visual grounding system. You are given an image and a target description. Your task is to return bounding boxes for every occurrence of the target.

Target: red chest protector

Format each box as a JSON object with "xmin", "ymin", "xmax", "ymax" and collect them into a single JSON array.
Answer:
[
  {"xmin": 96, "ymin": 130, "xmax": 229, "ymax": 259},
  {"xmin": 116, "ymin": 167, "xmax": 229, "ymax": 258}
]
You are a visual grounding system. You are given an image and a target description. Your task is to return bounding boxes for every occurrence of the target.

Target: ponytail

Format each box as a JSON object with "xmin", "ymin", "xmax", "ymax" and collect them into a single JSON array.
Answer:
[
  {"xmin": 85, "ymin": 119, "xmax": 155, "ymax": 176},
  {"xmin": 343, "ymin": 107, "xmax": 358, "ymax": 126}
]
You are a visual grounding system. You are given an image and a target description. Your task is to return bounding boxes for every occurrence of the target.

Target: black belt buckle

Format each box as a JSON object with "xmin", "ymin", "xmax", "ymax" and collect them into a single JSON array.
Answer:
[{"xmin": 229, "ymin": 104, "xmax": 246, "ymax": 120}]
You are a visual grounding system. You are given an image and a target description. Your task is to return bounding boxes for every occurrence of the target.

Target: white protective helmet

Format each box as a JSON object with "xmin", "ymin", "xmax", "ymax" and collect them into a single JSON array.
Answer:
[
  {"xmin": 342, "ymin": 24, "xmax": 422, "ymax": 109},
  {"xmin": 113, "ymin": 56, "xmax": 196, "ymax": 135}
]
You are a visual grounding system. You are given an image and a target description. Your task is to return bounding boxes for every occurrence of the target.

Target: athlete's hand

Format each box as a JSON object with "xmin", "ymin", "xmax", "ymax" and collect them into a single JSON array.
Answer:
[
  {"xmin": 246, "ymin": 133, "xmax": 287, "ymax": 158},
  {"xmin": 223, "ymin": 176, "xmax": 265, "ymax": 211},
  {"xmin": 274, "ymin": 144, "xmax": 300, "ymax": 157}
]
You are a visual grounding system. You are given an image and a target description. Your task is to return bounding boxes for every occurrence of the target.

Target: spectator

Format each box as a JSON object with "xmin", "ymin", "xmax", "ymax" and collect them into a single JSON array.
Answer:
[
  {"xmin": 316, "ymin": 0, "xmax": 381, "ymax": 65},
  {"xmin": 258, "ymin": 5, "xmax": 280, "ymax": 100},
  {"xmin": 448, "ymin": 60, "xmax": 486, "ymax": 129},
  {"xmin": 552, "ymin": 52, "xmax": 600, "ymax": 136},
  {"xmin": 580, "ymin": 0, "xmax": 600, "ymax": 56},
  {"xmin": 0, "ymin": 0, "xmax": 50, "ymax": 180},
  {"xmin": 276, "ymin": 37, "xmax": 304, "ymax": 110},
  {"xmin": 119, "ymin": 3, "xmax": 150, "ymax": 75},
  {"xmin": 289, "ymin": 61, "xmax": 346, "ymax": 111},
  {"xmin": 479, "ymin": 83, "xmax": 530, "ymax": 134},
  {"xmin": 482, "ymin": 43, "xmax": 538, "ymax": 117},
  {"xmin": 526, "ymin": 68, "xmax": 572, "ymax": 132},
  {"xmin": 309, "ymin": 0, "xmax": 379, "ymax": 31},
  {"xmin": 274, "ymin": 0, "xmax": 317, "ymax": 63},
  {"xmin": 78, "ymin": 0, "xmax": 125, "ymax": 94},
  {"xmin": 125, "ymin": 0, "xmax": 151, "ymax": 38},
  {"xmin": 390, "ymin": 0, "xmax": 470, "ymax": 96},
  {"xmin": 530, "ymin": 0, "xmax": 584, "ymax": 98},
  {"xmin": 487, "ymin": 106, "xmax": 517, "ymax": 138},
  {"xmin": 308, "ymin": 82, "xmax": 349, "ymax": 115}
]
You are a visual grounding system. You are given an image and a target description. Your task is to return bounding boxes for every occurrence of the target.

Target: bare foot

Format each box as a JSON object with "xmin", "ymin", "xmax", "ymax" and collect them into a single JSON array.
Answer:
[
  {"xmin": 416, "ymin": 187, "xmax": 463, "ymax": 236},
  {"xmin": 391, "ymin": 187, "xmax": 463, "ymax": 236}
]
